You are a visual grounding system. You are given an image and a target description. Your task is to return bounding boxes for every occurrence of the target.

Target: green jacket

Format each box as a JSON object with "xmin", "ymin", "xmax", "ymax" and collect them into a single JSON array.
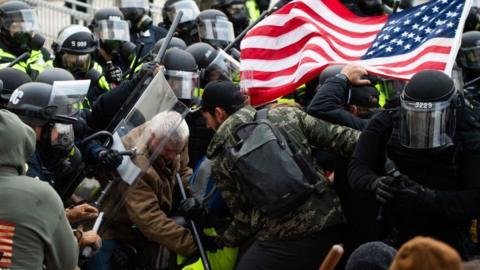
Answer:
[
  {"xmin": 0, "ymin": 110, "xmax": 78, "ymax": 270},
  {"xmin": 206, "ymin": 105, "xmax": 360, "ymax": 246}
]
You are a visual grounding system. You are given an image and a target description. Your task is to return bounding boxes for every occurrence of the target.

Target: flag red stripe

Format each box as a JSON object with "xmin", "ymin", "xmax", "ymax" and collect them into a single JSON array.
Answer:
[
  {"xmin": 372, "ymin": 62, "xmax": 447, "ymax": 76},
  {"xmin": 248, "ymin": 2, "xmax": 383, "ymax": 39}
]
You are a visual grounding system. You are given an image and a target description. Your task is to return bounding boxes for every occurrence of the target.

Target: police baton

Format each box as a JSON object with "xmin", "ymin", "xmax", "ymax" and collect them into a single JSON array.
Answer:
[
  {"xmin": 175, "ymin": 173, "xmax": 211, "ymax": 270},
  {"xmin": 7, "ymin": 52, "xmax": 30, "ymax": 68},
  {"xmin": 105, "ymin": 11, "xmax": 183, "ymax": 132}
]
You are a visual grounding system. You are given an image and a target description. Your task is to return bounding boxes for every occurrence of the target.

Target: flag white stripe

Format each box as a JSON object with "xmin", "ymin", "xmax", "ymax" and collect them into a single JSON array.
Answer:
[{"xmin": 242, "ymin": 11, "xmax": 379, "ymax": 49}]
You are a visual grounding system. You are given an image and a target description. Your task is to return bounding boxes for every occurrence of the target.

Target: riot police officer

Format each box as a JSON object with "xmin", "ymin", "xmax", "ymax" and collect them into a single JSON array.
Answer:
[
  {"xmin": 196, "ymin": 9, "xmax": 235, "ymax": 49},
  {"xmin": 186, "ymin": 42, "xmax": 240, "ymax": 88},
  {"xmin": 163, "ymin": 48, "xmax": 212, "ymax": 167},
  {"xmin": 212, "ymin": 0, "xmax": 250, "ymax": 36},
  {"xmin": 118, "ymin": 0, "xmax": 167, "ymax": 57},
  {"xmin": 348, "ymin": 70, "xmax": 480, "ymax": 259},
  {"xmin": 458, "ymin": 31, "xmax": 480, "ymax": 99},
  {"xmin": 6, "ymin": 82, "xmax": 84, "ymax": 195},
  {"xmin": 162, "ymin": 0, "xmax": 200, "ymax": 45},
  {"xmin": 0, "ymin": 1, "xmax": 52, "ymax": 79},
  {"xmin": 52, "ymin": 25, "xmax": 111, "ymax": 106},
  {"xmin": 90, "ymin": 8, "xmax": 136, "ymax": 85}
]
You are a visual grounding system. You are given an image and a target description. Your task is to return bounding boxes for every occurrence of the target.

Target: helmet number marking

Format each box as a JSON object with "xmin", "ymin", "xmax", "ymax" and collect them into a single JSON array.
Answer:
[
  {"xmin": 414, "ymin": 102, "xmax": 433, "ymax": 109},
  {"xmin": 9, "ymin": 90, "xmax": 24, "ymax": 105},
  {"xmin": 71, "ymin": 41, "xmax": 88, "ymax": 48}
]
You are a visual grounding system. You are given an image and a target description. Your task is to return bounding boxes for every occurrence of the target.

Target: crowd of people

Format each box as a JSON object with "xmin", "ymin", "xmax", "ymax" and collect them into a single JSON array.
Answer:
[{"xmin": 1, "ymin": 0, "xmax": 480, "ymax": 269}]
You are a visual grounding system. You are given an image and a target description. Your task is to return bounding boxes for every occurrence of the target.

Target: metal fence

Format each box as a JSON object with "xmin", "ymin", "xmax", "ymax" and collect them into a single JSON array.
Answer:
[{"xmin": 19, "ymin": 0, "xmax": 166, "ymax": 51}]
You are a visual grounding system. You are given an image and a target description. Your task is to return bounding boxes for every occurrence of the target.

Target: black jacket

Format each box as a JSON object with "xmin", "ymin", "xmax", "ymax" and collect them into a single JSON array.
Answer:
[
  {"xmin": 348, "ymin": 106, "xmax": 480, "ymax": 258},
  {"xmin": 307, "ymin": 77, "xmax": 370, "ymax": 131}
]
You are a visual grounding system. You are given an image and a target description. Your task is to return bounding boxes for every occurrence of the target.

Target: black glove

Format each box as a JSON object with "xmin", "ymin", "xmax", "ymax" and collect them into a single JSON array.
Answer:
[
  {"xmin": 137, "ymin": 61, "xmax": 158, "ymax": 78},
  {"xmin": 178, "ymin": 198, "xmax": 205, "ymax": 221},
  {"xmin": 373, "ymin": 176, "xmax": 396, "ymax": 205},
  {"xmin": 391, "ymin": 177, "xmax": 436, "ymax": 212},
  {"xmin": 106, "ymin": 63, "xmax": 123, "ymax": 84},
  {"xmin": 99, "ymin": 149, "xmax": 123, "ymax": 169},
  {"xmin": 200, "ymin": 234, "xmax": 225, "ymax": 252}
]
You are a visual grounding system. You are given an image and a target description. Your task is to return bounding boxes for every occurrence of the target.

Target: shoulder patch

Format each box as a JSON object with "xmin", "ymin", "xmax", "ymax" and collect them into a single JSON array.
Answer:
[{"xmin": 0, "ymin": 221, "xmax": 16, "ymax": 269}]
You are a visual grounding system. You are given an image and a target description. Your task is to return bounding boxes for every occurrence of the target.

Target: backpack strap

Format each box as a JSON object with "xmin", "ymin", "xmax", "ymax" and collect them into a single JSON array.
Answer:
[{"xmin": 255, "ymin": 108, "xmax": 269, "ymax": 121}]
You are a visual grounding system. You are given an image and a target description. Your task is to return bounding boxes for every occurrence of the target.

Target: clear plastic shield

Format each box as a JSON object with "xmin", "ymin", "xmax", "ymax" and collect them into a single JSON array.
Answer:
[
  {"xmin": 111, "ymin": 72, "xmax": 189, "ymax": 185},
  {"xmin": 50, "ymin": 80, "xmax": 90, "ymax": 117}
]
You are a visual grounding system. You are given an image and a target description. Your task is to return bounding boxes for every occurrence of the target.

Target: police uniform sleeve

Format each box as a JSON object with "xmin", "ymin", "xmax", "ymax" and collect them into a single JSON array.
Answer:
[
  {"xmin": 347, "ymin": 111, "xmax": 393, "ymax": 196},
  {"xmin": 424, "ymin": 126, "xmax": 480, "ymax": 222},
  {"xmin": 212, "ymin": 155, "xmax": 254, "ymax": 247},
  {"xmin": 124, "ymin": 172, "xmax": 197, "ymax": 256},
  {"xmin": 307, "ymin": 77, "xmax": 368, "ymax": 131},
  {"xmin": 299, "ymin": 108, "xmax": 360, "ymax": 158}
]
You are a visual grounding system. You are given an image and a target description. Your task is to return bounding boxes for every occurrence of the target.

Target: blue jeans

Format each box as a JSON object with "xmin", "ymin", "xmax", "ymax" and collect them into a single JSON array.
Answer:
[{"xmin": 87, "ymin": 239, "xmax": 119, "ymax": 270}]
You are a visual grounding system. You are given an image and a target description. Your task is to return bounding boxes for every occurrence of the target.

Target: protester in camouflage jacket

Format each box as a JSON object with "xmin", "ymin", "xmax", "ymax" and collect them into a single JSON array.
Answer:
[{"xmin": 201, "ymin": 80, "xmax": 360, "ymax": 269}]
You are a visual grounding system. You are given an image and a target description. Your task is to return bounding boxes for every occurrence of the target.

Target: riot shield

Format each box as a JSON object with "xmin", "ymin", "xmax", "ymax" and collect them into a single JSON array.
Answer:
[
  {"xmin": 98, "ymin": 72, "xmax": 189, "ymax": 235},
  {"xmin": 111, "ymin": 72, "xmax": 189, "ymax": 185}
]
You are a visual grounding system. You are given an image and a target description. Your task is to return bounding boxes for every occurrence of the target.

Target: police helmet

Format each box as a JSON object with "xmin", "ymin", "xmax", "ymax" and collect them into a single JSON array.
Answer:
[
  {"xmin": 163, "ymin": 0, "xmax": 200, "ymax": 32},
  {"xmin": 154, "ymin": 37, "xmax": 188, "ymax": 53},
  {"xmin": 162, "ymin": 48, "xmax": 199, "ymax": 100},
  {"xmin": 0, "ymin": 1, "xmax": 39, "ymax": 53},
  {"xmin": 458, "ymin": 31, "xmax": 480, "ymax": 70},
  {"xmin": 0, "ymin": 67, "xmax": 32, "ymax": 104},
  {"xmin": 90, "ymin": 8, "xmax": 130, "ymax": 53},
  {"xmin": 196, "ymin": 9, "xmax": 234, "ymax": 48},
  {"xmin": 6, "ymin": 82, "xmax": 77, "ymax": 127},
  {"xmin": 400, "ymin": 70, "xmax": 461, "ymax": 149},
  {"xmin": 36, "ymin": 68, "xmax": 75, "ymax": 85},
  {"xmin": 52, "ymin": 25, "xmax": 97, "ymax": 54}
]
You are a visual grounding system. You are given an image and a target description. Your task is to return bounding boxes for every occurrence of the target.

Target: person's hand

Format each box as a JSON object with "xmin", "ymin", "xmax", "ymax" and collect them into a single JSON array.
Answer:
[
  {"xmin": 78, "ymin": 228, "xmax": 102, "ymax": 256},
  {"xmin": 391, "ymin": 177, "xmax": 436, "ymax": 212},
  {"xmin": 138, "ymin": 61, "xmax": 161, "ymax": 77},
  {"xmin": 99, "ymin": 149, "xmax": 123, "ymax": 169},
  {"xmin": 106, "ymin": 64, "xmax": 123, "ymax": 84},
  {"xmin": 66, "ymin": 204, "xmax": 99, "ymax": 224},
  {"xmin": 341, "ymin": 63, "xmax": 371, "ymax": 86},
  {"xmin": 372, "ymin": 176, "xmax": 396, "ymax": 205},
  {"xmin": 178, "ymin": 198, "xmax": 205, "ymax": 221},
  {"xmin": 200, "ymin": 235, "xmax": 225, "ymax": 252}
]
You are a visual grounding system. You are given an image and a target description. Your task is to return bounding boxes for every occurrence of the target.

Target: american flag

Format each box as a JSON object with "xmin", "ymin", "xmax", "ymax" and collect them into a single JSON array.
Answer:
[
  {"xmin": 0, "ymin": 222, "xmax": 15, "ymax": 268},
  {"xmin": 240, "ymin": 0, "xmax": 472, "ymax": 105}
]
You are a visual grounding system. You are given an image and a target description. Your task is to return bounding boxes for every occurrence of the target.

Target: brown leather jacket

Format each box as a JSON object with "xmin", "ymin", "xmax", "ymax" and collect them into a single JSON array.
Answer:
[{"xmin": 101, "ymin": 124, "xmax": 196, "ymax": 256}]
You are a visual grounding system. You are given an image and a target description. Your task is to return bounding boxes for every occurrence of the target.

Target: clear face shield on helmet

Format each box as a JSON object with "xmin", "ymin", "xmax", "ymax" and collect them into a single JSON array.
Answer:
[
  {"xmin": 399, "ymin": 91, "xmax": 457, "ymax": 149},
  {"xmin": 167, "ymin": 0, "xmax": 200, "ymax": 24},
  {"xmin": 197, "ymin": 18, "xmax": 235, "ymax": 48},
  {"xmin": 50, "ymin": 80, "xmax": 90, "ymax": 120},
  {"xmin": 94, "ymin": 19, "xmax": 130, "ymax": 42},
  {"xmin": 62, "ymin": 53, "xmax": 92, "ymax": 75},
  {"xmin": 164, "ymin": 69, "xmax": 199, "ymax": 100},
  {"xmin": 204, "ymin": 49, "xmax": 240, "ymax": 83},
  {"xmin": 458, "ymin": 45, "xmax": 480, "ymax": 70},
  {"xmin": 2, "ymin": 9, "xmax": 39, "ymax": 36}
]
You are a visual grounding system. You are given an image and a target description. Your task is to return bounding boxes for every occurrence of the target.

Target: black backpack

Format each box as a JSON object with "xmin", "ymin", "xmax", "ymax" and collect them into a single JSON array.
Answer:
[{"xmin": 226, "ymin": 109, "xmax": 317, "ymax": 217}]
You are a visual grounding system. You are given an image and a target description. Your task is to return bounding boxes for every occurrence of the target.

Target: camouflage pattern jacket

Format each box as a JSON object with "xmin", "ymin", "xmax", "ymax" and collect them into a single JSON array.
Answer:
[{"xmin": 206, "ymin": 105, "xmax": 360, "ymax": 247}]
